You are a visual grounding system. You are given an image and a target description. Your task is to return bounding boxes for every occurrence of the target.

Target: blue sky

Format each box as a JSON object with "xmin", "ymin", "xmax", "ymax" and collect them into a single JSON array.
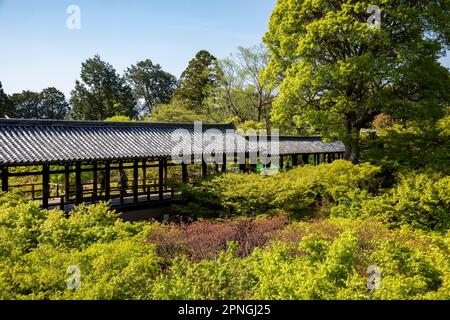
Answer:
[
  {"xmin": 0, "ymin": 0, "xmax": 448, "ymax": 97},
  {"xmin": 0, "ymin": 0, "xmax": 277, "ymax": 96}
]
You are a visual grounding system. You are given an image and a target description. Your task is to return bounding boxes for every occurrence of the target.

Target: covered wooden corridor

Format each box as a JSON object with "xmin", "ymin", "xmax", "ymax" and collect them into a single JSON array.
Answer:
[{"xmin": 0, "ymin": 119, "xmax": 346, "ymax": 212}]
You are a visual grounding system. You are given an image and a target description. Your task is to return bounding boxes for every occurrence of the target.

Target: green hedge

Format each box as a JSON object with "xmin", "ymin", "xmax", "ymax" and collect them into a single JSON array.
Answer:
[{"xmin": 176, "ymin": 160, "xmax": 382, "ymax": 218}]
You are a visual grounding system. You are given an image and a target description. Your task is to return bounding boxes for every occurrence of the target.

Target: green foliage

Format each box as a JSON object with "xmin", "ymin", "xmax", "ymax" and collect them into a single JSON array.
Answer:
[
  {"xmin": 218, "ymin": 44, "xmax": 275, "ymax": 126},
  {"xmin": 363, "ymin": 116, "xmax": 450, "ymax": 174},
  {"xmin": 356, "ymin": 175, "xmax": 450, "ymax": 233},
  {"xmin": 151, "ymin": 100, "xmax": 208, "ymax": 123},
  {"xmin": 70, "ymin": 55, "xmax": 138, "ymax": 120},
  {"xmin": 264, "ymin": 0, "xmax": 450, "ymax": 161},
  {"xmin": 173, "ymin": 50, "xmax": 222, "ymax": 113},
  {"xmin": 151, "ymin": 219, "xmax": 450, "ymax": 300},
  {"xmin": 125, "ymin": 59, "xmax": 178, "ymax": 115},
  {"xmin": 104, "ymin": 115, "xmax": 135, "ymax": 122},
  {"xmin": 176, "ymin": 160, "xmax": 381, "ymax": 218},
  {"xmin": 9, "ymin": 87, "xmax": 69, "ymax": 119},
  {"xmin": 0, "ymin": 192, "xmax": 449, "ymax": 300},
  {"xmin": 0, "ymin": 81, "xmax": 15, "ymax": 117}
]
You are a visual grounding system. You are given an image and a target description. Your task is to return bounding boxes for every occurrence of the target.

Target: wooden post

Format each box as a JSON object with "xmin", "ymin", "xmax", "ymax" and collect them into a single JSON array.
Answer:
[
  {"xmin": 118, "ymin": 161, "xmax": 124, "ymax": 205},
  {"xmin": 42, "ymin": 165, "xmax": 50, "ymax": 209},
  {"xmin": 105, "ymin": 162, "xmax": 111, "ymax": 201},
  {"xmin": 75, "ymin": 162, "xmax": 82, "ymax": 205},
  {"xmin": 64, "ymin": 164, "xmax": 70, "ymax": 202},
  {"xmin": 222, "ymin": 154, "xmax": 227, "ymax": 173},
  {"xmin": 1, "ymin": 166, "xmax": 8, "ymax": 192},
  {"xmin": 202, "ymin": 161, "xmax": 208, "ymax": 177},
  {"xmin": 302, "ymin": 154, "xmax": 309, "ymax": 166},
  {"xmin": 279, "ymin": 156, "xmax": 284, "ymax": 170},
  {"xmin": 143, "ymin": 160, "xmax": 150, "ymax": 201},
  {"xmin": 92, "ymin": 162, "xmax": 98, "ymax": 203},
  {"xmin": 59, "ymin": 196, "xmax": 65, "ymax": 211},
  {"xmin": 292, "ymin": 155, "xmax": 298, "ymax": 167},
  {"xmin": 164, "ymin": 159, "xmax": 168, "ymax": 191},
  {"xmin": 182, "ymin": 163, "xmax": 188, "ymax": 183},
  {"xmin": 159, "ymin": 159, "xmax": 164, "ymax": 200},
  {"xmin": 239, "ymin": 154, "xmax": 247, "ymax": 173},
  {"xmin": 133, "ymin": 160, "xmax": 139, "ymax": 203}
]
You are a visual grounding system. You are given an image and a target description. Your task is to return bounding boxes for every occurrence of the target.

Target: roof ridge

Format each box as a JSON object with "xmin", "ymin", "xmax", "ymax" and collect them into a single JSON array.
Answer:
[{"xmin": 0, "ymin": 118, "xmax": 236, "ymax": 130}]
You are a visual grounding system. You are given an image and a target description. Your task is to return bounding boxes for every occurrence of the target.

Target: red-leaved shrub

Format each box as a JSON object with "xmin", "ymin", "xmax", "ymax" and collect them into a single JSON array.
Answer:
[{"xmin": 147, "ymin": 217, "xmax": 288, "ymax": 261}]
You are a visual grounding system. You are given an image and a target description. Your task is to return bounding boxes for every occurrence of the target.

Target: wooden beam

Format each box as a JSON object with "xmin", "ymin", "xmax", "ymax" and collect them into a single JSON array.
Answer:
[
  {"xmin": 42, "ymin": 165, "xmax": 50, "ymax": 209},
  {"xmin": 1, "ymin": 166, "xmax": 8, "ymax": 192}
]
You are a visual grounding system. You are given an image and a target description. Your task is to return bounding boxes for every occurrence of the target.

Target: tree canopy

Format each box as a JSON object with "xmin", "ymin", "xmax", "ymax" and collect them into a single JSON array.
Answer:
[
  {"xmin": 70, "ymin": 55, "xmax": 138, "ymax": 120},
  {"xmin": 125, "ymin": 59, "xmax": 178, "ymax": 115},
  {"xmin": 219, "ymin": 44, "xmax": 275, "ymax": 127},
  {"xmin": 151, "ymin": 100, "xmax": 208, "ymax": 123},
  {"xmin": 264, "ymin": 0, "xmax": 450, "ymax": 162},
  {"xmin": 0, "ymin": 82, "xmax": 15, "ymax": 118},
  {"xmin": 9, "ymin": 88, "xmax": 69, "ymax": 119},
  {"xmin": 173, "ymin": 50, "xmax": 222, "ymax": 113}
]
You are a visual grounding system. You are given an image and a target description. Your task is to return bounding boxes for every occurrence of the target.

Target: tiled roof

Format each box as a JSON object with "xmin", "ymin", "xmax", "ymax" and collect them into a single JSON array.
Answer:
[{"xmin": 0, "ymin": 119, "xmax": 345, "ymax": 165}]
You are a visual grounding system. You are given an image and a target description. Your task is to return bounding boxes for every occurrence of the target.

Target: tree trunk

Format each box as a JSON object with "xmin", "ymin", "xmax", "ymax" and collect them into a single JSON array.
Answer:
[{"xmin": 344, "ymin": 136, "xmax": 361, "ymax": 163}]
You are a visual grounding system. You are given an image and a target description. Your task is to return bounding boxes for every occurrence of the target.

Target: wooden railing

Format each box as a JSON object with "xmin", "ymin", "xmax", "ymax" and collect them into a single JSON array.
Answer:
[{"xmin": 8, "ymin": 178, "xmax": 180, "ymax": 207}]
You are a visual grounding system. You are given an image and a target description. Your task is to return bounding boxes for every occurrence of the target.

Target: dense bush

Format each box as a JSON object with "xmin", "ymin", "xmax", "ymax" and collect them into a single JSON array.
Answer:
[
  {"xmin": 1, "ymin": 163, "xmax": 449, "ymax": 300},
  {"xmin": 150, "ymin": 218, "xmax": 450, "ymax": 300},
  {"xmin": 177, "ymin": 161, "xmax": 450, "ymax": 233},
  {"xmin": 357, "ymin": 174, "xmax": 450, "ymax": 232},
  {"xmin": 176, "ymin": 160, "xmax": 382, "ymax": 218},
  {"xmin": 148, "ymin": 217, "xmax": 288, "ymax": 261}
]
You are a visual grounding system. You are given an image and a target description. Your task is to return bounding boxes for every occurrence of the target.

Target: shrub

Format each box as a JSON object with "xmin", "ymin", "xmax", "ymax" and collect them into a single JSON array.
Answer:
[
  {"xmin": 359, "ymin": 175, "xmax": 450, "ymax": 232},
  {"xmin": 147, "ymin": 216, "xmax": 288, "ymax": 261},
  {"xmin": 176, "ymin": 160, "xmax": 382, "ymax": 218}
]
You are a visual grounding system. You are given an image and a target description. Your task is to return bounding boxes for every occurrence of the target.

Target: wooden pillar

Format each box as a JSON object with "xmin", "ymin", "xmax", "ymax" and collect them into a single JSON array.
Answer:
[
  {"xmin": 239, "ymin": 154, "xmax": 247, "ymax": 173},
  {"xmin": 64, "ymin": 164, "xmax": 70, "ymax": 202},
  {"xmin": 292, "ymin": 155, "xmax": 298, "ymax": 167},
  {"xmin": 158, "ymin": 159, "xmax": 164, "ymax": 200},
  {"xmin": 42, "ymin": 164, "xmax": 50, "ymax": 209},
  {"xmin": 1, "ymin": 166, "xmax": 8, "ymax": 192},
  {"xmin": 143, "ymin": 160, "xmax": 150, "ymax": 200},
  {"xmin": 182, "ymin": 163, "xmax": 188, "ymax": 183},
  {"xmin": 133, "ymin": 160, "xmax": 139, "ymax": 203},
  {"xmin": 202, "ymin": 161, "xmax": 208, "ymax": 177},
  {"xmin": 215, "ymin": 163, "xmax": 219, "ymax": 174},
  {"xmin": 92, "ymin": 162, "xmax": 98, "ymax": 203},
  {"xmin": 75, "ymin": 162, "xmax": 82, "ymax": 205},
  {"xmin": 118, "ymin": 161, "xmax": 124, "ymax": 204},
  {"xmin": 302, "ymin": 154, "xmax": 309, "ymax": 166},
  {"xmin": 222, "ymin": 154, "xmax": 227, "ymax": 173},
  {"xmin": 164, "ymin": 159, "xmax": 168, "ymax": 191},
  {"xmin": 279, "ymin": 156, "xmax": 284, "ymax": 170},
  {"xmin": 105, "ymin": 162, "xmax": 111, "ymax": 201}
]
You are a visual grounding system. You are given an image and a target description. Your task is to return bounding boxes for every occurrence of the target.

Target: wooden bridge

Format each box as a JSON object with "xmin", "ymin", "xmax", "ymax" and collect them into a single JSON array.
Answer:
[{"xmin": 0, "ymin": 119, "xmax": 346, "ymax": 214}]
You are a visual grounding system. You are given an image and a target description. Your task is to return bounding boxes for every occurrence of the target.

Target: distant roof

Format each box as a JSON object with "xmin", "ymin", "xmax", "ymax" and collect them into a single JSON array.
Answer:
[{"xmin": 0, "ymin": 119, "xmax": 345, "ymax": 165}]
